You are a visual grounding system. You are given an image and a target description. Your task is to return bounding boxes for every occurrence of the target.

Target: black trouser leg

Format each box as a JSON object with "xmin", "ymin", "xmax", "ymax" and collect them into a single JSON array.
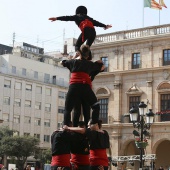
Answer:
[
  {"xmin": 82, "ymin": 84, "xmax": 100, "ymax": 124},
  {"xmin": 73, "ymin": 100, "xmax": 82, "ymax": 127}
]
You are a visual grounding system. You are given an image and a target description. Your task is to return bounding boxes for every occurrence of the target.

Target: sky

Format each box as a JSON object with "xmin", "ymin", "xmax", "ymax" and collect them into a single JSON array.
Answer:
[{"xmin": 0, "ymin": 0, "xmax": 170, "ymax": 52}]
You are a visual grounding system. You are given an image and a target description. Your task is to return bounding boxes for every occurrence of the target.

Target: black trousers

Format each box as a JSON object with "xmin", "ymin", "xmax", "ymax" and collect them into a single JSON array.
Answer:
[
  {"xmin": 64, "ymin": 84, "xmax": 99, "ymax": 126},
  {"xmin": 73, "ymin": 98, "xmax": 91, "ymax": 127},
  {"xmin": 75, "ymin": 27, "xmax": 96, "ymax": 60},
  {"xmin": 51, "ymin": 165, "xmax": 70, "ymax": 170},
  {"xmin": 90, "ymin": 166, "xmax": 108, "ymax": 170},
  {"xmin": 71, "ymin": 163, "xmax": 90, "ymax": 170}
]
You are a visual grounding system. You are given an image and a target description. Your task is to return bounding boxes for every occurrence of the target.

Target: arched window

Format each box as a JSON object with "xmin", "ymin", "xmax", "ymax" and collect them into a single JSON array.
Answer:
[
  {"xmin": 96, "ymin": 87, "xmax": 110, "ymax": 124},
  {"xmin": 157, "ymin": 82, "xmax": 170, "ymax": 121}
]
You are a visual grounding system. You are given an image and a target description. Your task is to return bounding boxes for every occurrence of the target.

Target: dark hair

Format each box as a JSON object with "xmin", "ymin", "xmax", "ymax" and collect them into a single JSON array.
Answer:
[
  {"xmin": 80, "ymin": 45, "xmax": 90, "ymax": 59},
  {"xmin": 78, "ymin": 121, "xmax": 86, "ymax": 128},
  {"xmin": 88, "ymin": 119, "xmax": 102, "ymax": 127},
  {"xmin": 75, "ymin": 6, "xmax": 87, "ymax": 15},
  {"xmin": 62, "ymin": 121, "xmax": 73, "ymax": 127}
]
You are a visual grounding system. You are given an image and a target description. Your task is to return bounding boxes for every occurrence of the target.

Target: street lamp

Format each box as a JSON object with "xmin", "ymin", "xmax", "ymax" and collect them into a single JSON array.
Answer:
[{"xmin": 129, "ymin": 101, "xmax": 154, "ymax": 169}]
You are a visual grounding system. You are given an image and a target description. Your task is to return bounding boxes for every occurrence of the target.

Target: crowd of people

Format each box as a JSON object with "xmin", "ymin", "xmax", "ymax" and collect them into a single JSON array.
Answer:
[{"xmin": 51, "ymin": 120, "xmax": 110, "ymax": 170}]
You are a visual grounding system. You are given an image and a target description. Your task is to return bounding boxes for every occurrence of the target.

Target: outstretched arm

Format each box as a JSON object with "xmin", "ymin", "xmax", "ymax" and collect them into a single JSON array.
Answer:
[
  {"xmin": 49, "ymin": 17, "xmax": 57, "ymax": 22},
  {"xmin": 49, "ymin": 15, "xmax": 76, "ymax": 22}
]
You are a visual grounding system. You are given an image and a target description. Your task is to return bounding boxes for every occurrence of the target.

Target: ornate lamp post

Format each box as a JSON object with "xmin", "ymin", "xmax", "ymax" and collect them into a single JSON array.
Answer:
[{"xmin": 129, "ymin": 101, "xmax": 154, "ymax": 169}]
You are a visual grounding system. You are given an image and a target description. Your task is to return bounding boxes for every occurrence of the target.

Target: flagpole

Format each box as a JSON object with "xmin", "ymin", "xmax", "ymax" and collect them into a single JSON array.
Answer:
[
  {"xmin": 159, "ymin": 10, "xmax": 160, "ymax": 25},
  {"xmin": 143, "ymin": 0, "xmax": 144, "ymax": 27},
  {"xmin": 159, "ymin": 0, "xmax": 160, "ymax": 25}
]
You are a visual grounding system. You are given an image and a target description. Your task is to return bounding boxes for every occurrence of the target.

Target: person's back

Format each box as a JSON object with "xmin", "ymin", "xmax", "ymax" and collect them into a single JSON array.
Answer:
[
  {"xmin": 70, "ymin": 121, "xmax": 90, "ymax": 170},
  {"xmin": 51, "ymin": 129, "xmax": 72, "ymax": 170},
  {"xmin": 86, "ymin": 120, "xmax": 110, "ymax": 170}
]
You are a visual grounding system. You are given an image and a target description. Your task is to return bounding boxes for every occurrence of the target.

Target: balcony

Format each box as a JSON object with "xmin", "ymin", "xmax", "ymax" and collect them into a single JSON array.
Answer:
[{"xmin": 94, "ymin": 24, "xmax": 170, "ymax": 44}]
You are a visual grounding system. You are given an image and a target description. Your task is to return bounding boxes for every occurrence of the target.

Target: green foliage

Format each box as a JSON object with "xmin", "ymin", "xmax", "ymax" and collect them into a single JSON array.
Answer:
[
  {"xmin": 34, "ymin": 148, "xmax": 52, "ymax": 164},
  {"xmin": 3, "ymin": 135, "xmax": 39, "ymax": 158},
  {"xmin": 0, "ymin": 126, "xmax": 41, "ymax": 169},
  {"xmin": 0, "ymin": 126, "xmax": 14, "ymax": 157}
]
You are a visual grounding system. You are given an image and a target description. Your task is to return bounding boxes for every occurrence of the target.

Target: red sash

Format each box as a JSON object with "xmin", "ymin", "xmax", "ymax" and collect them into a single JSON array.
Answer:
[
  {"xmin": 70, "ymin": 72, "xmax": 92, "ymax": 88},
  {"xmin": 51, "ymin": 154, "xmax": 70, "ymax": 167},
  {"xmin": 79, "ymin": 19, "xmax": 94, "ymax": 42},
  {"xmin": 71, "ymin": 154, "xmax": 90, "ymax": 165},
  {"xmin": 89, "ymin": 149, "xmax": 108, "ymax": 166}
]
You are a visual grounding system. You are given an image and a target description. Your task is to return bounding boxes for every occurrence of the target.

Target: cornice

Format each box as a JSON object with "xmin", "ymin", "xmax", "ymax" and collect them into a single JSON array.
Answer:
[{"xmin": 96, "ymin": 65, "xmax": 170, "ymax": 78}]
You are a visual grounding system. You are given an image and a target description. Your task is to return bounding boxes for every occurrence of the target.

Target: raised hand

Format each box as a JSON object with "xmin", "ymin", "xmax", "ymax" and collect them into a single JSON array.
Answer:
[
  {"xmin": 104, "ymin": 25, "xmax": 112, "ymax": 30},
  {"xmin": 48, "ymin": 17, "xmax": 57, "ymax": 22}
]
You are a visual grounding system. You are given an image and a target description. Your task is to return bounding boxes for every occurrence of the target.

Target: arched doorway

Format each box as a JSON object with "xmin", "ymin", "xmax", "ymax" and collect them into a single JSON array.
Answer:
[
  {"xmin": 121, "ymin": 140, "xmax": 140, "ymax": 170},
  {"xmin": 126, "ymin": 141, "xmax": 140, "ymax": 170},
  {"xmin": 155, "ymin": 140, "xmax": 170, "ymax": 169}
]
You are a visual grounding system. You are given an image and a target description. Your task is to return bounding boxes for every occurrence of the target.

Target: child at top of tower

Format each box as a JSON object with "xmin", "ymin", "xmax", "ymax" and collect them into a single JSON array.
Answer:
[{"xmin": 49, "ymin": 5, "xmax": 112, "ymax": 60}]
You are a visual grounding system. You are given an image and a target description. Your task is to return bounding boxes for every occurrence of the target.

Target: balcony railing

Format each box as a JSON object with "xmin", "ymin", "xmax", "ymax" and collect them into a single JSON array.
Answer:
[{"xmin": 94, "ymin": 24, "xmax": 170, "ymax": 44}]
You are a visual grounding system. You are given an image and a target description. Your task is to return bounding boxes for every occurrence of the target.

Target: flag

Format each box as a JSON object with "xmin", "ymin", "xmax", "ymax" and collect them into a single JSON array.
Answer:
[
  {"xmin": 144, "ymin": 0, "xmax": 162, "ymax": 10},
  {"xmin": 159, "ymin": 0, "xmax": 167, "ymax": 8}
]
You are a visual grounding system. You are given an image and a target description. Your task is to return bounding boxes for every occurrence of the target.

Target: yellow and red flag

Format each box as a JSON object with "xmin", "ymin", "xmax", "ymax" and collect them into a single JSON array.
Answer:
[
  {"xmin": 159, "ymin": 0, "xmax": 167, "ymax": 8},
  {"xmin": 144, "ymin": 0, "xmax": 162, "ymax": 10}
]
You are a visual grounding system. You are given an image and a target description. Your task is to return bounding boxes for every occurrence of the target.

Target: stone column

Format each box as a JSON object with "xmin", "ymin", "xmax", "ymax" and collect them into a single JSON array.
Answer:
[{"xmin": 113, "ymin": 76, "xmax": 122, "ymax": 122}]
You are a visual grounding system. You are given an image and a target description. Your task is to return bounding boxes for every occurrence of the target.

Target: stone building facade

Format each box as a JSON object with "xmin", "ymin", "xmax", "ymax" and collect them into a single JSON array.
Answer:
[
  {"xmin": 91, "ymin": 24, "xmax": 170, "ymax": 170},
  {"xmin": 0, "ymin": 43, "xmax": 69, "ymax": 150}
]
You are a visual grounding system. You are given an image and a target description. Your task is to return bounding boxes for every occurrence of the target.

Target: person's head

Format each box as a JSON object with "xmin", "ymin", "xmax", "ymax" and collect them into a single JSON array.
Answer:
[
  {"xmin": 80, "ymin": 45, "xmax": 90, "ymax": 59},
  {"xmin": 88, "ymin": 119, "xmax": 100, "ymax": 130},
  {"xmin": 78, "ymin": 121, "xmax": 86, "ymax": 128},
  {"xmin": 75, "ymin": 6, "xmax": 87, "ymax": 15}
]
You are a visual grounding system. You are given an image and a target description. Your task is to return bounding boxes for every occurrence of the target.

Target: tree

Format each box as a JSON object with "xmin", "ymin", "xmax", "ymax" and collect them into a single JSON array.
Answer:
[
  {"xmin": 0, "ymin": 127, "xmax": 40, "ymax": 169},
  {"xmin": 0, "ymin": 127, "xmax": 14, "ymax": 163},
  {"xmin": 34, "ymin": 148, "xmax": 52, "ymax": 167}
]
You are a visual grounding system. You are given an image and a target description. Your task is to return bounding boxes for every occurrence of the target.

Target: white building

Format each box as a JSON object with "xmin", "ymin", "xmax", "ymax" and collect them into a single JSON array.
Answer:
[{"xmin": 0, "ymin": 42, "xmax": 69, "ymax": 149}]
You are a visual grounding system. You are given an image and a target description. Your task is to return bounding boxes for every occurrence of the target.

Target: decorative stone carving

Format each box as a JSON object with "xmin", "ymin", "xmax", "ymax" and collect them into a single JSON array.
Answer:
[
  {"xmin": 113, "ymin": 81, "xmax": 121, "ymax": 89},
  {"xmin": 126, "ymin": 84, "xmax": 143, "ymax": 95},
  {"xmin": 146, "ymin": 80, "xmax": 153, "ymax": 87},
  {"xmin": 163, "ymin": 70, "xmax": 170, "ymax": 80}
]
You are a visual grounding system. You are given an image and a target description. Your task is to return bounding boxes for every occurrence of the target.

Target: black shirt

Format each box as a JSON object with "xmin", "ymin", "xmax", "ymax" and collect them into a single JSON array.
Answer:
[
  {"xmin": 62, "ymin": 58, "xmax": 102, "ymax": 75},
  {"xmin": 85, "ymin": 128, "xmax": 110, "ymax": 150},
  {"xmin": 51, "ymin": 130, "xmax": 73, "ymax": 155},
  {"xmin": 70, "ymin": 132, "xmax": 89, "ymax": 155},
  {"xmin": 57, "ymin": 14, "xmax": 106, "ymax": 28}
]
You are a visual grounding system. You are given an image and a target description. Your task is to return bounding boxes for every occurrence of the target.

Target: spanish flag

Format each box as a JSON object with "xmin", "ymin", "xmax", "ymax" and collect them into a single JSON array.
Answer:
[
  {"xmin": 159, "ymin": 0, "xmax": 167, "ymax": 8},
  {"xmin": 144, "ymin": 0, "xmax": 162, "ymax": 10}
]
